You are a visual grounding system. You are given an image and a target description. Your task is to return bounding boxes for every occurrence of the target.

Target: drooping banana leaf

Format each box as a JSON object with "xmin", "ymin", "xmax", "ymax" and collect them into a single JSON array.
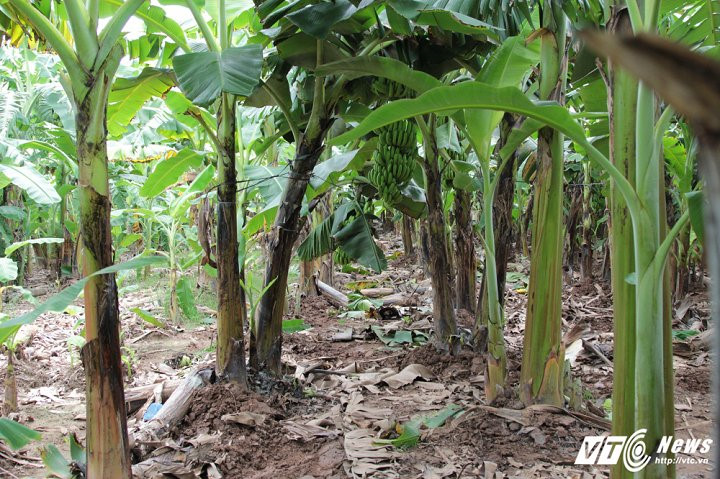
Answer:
[
  {"xmin": 0, "ymin": 256, "xmax": 167, "ymax": 344},
  {"xmin": 107, "ymin": 67, "xmax": 175, "ymax": 137},
  {"xmin": 297, "ymin": 202, "xmax": 354, "ymax": 261},
  {"xmin": 286, "ymin": 0, "xmax": 358, "ymax": 39},
  {"xmin": 176, "ymin": 276, "xmax": 199, "ymax": 321},
  {"xmin": 298, "ymin": 201, "xmax": 387, "ymax": 272},
  {"xmin": 0, "ymin": 164, "xmax": 60, "ymax": 204},
  {"xmin": 297, "ymin": 214, "xmax": 334, "ymax": 261},
  {"xmin": 139, "ymin": 148, "xmax": 203, "ymax": 198},
  {"xmin": 334, "ymin": 211, "xmax": 387, "ymax": 273},
  {"xmin": 0, "ymin": 418, "xmax": 40, "ymax": 450}
]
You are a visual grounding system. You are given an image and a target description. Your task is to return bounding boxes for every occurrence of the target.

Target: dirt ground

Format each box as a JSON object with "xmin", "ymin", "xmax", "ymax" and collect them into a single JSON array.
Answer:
[{"xmin": 0, "ymin": 235, "xmax": 714, "ymax": 478}]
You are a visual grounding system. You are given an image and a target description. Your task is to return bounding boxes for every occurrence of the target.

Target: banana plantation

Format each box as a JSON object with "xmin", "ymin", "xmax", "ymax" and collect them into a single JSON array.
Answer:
[{"xmin": 0, "ymin": 0, "xmax": 717, "ymax": 477}]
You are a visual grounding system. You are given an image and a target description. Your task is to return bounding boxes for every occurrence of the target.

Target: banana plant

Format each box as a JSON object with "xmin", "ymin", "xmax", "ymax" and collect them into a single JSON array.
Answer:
[
  {"xmin": 298, "ymin": 199, "xmax": 387, "ymax": 273},
  {"xmin": 322, "ymin": 34, "xmax": 539, "ymax": 399},
  {"xmin": 582, "ymin": 20, "xmax": 719, "ymax": 479},
  {"xmin": 617, "ymin": 8, "xmax": 672, "ymax": 472},
  {"xmin": 664, "ymin": 122, "xmax": 702, "ymax": 300},
  {"xmin": 247, "ymin": 0, "xmax": 390, "ymax": 374},
  {"xmin": 580, "ymin": 5, "xmax": 717, "ymax": 473},
  {"xmin": 16, "ymin": 127, "xmax": 79, "ymax": 278},
  {"xmin": 463, "ymin": 36, "xmax": 539, "ymax": 402},
  {"xmin": 118, "ymin": 159, "xmax": 215, "ymax": 323},
  {"xmin": 168, "ymin": 0, "xmax": 263, "ymax": 383},
  {"xmin": 2, "ymin": 1, "xmax": 161, "ymax": 475},
  {"xmin": 329, "ymin": 79, "xmax": 690, "ymax": 469},
  {"xmin": 0, "ymin": 165, "xmax": 61, "ymax": 283},
  {"xmin": 435, "ymin": 121, "xmax": 477, "ymax": 314},
  {"xmin": 1, "ymin": 315, "xmax": 29, "ymax": 414},
  {"xmin": 416, "ymin": 116, "xmax": 461, "ymax": 349},
  {"xmin": 518, "ymin": 1, "xmax": 568, "ymax": 408},
  {"xmin": 0, "ymin": 54, "xmax": 69, "ymax": 281},
  {"xmin": 0, "ymin": 252, "xmax": 36, "ymax": 414},
  {"xmin": 590, "ymin": 2, "xmax": 718, "ymax": 475}
]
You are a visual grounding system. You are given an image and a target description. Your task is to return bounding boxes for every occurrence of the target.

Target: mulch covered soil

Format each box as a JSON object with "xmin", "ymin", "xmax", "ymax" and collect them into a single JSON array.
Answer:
[
  {"xmin": 0, "ymin": 239, "xmax": 714, "ymax": 478},
  {"xmin": 170, "ymin": 383, "xmax": 345, "ymax": 479}
]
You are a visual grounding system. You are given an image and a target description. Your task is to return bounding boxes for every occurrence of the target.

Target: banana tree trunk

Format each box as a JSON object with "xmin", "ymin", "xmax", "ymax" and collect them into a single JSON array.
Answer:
[
  {"xmin": 453, "ymin": 189, "xmax": 475, "ymax": 312},
  {"xmin": 77, "ymin": 83, "xmax": 131, "ymax": 479},
  {"xmin": 215, "ymin": 94, "xmax": 247, "ymax": 383},
  {"xmin": 606, "ymin": 8, "xmax": 638, "ymax": 478},
  {"xmin": 580, "ymin": 161, "xmax": 593, "ymax": 282},
  {"xmin": 520, "ymin": 193, "xmax": 532, "ymax": 258},
  {"xmin": 299, "ymin": 258, "xmax": 321, "ymax": 297},
  {"xmin": 482, "ymin": 171, "xmax": 506, "ymax": 401},
  {"xmin": 420, "ymin": 220, "xmax": 432, "ymax": 277},
  {"xmin": 478, "ymin": 114, "xmax": 518, "ymax": 401},
  {"xmin": 660, "ymin": 181, "xmax": 676, "ymax": 476},
  {"xmin": 169, "ymin": 267, "xmax": 179, "ymax": 323},
  {"xmin": 697, "ymin": 136, "xmax": 720, "ymax": 476},
  {"xmin": 143, "ymin": 200, "xmax": 154, "ymax": 280},
  {"xmin": 251, "ymin": 135, "xmax": 325, "ymax": 373},
  {"xmin": 298, "ymin": 214, "xmax": 321, "ymax": 298},
  {"xmin": 8, "ymin": 187, "xmax": 26, "ymax": 285},
  {"xmin": 520, "ymin": 2, "xmax": 567, "ymax": 407},
  {"xmin": 60, "ymin": 197, "xmax": 70, "ymax": 277},
  {"xmin": 3, "ymin": 351, "xmax": 17, "ymax": 414},
  {"xmin": 402, "ymin": 215, "xmax": 415, "ymax": 258},
  {"xmin": 422, "ymin": 134, "xmax": 458, "ymax": 351}
]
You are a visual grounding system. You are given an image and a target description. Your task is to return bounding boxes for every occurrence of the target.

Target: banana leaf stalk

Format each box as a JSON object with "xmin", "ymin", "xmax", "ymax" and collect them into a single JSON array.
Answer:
[{"xmin": 481, "ymin": 160, "xmax": 506, "ymax": 401}]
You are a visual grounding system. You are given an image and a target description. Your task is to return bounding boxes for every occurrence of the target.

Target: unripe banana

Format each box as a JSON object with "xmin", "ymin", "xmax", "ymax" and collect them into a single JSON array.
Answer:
[
  {"xmin": 373, "ymin": 120, "xmax": 418, "ymax": 205},
  {"xmin": 334, "ymin": 247, "xmax": 352, "ymax": 265}
]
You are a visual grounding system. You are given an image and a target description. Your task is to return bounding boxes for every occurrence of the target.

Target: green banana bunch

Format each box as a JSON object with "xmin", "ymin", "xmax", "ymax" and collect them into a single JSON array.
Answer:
[
  {"xmin": 377, "ymin": 120, "xmax": 417, "ymax": 149},
  {"xmin": 442, "ymin": 149, "xmax": 465, "ymax": 188},
  {"xmin": 368, "ymin": 165, "xmax": 403, "ymax": 204},
  {"xmin": 370, "ymin": 77, "xmax": 410, "ymax": 100},
  {"xmin": 362, "ymin": 199, "xmax": 374, "ymax": 215},
  {"xmin": 369, "ymin": 156, "xmax": 413, "ymax": 202},
  {"xmin": 368, "ymin": 119, "xmax": 419, "ymax": 204},
  {"xmin": 334, "ymin": 247, "xmax": 352, "ymax": 265}
]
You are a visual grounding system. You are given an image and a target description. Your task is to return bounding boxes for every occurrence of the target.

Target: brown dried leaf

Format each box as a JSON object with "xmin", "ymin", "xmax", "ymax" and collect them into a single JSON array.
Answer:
[
  {"xmin": 220, "ymin": 411, "xmax": 266, "ymax": 427},
  {"xmin": 384, "ymin": 364, "xmax": 434, "ymax": 389},
  {"xmin": 281, "ymin": 420, "xmax": 338, "ymax": 441}
]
